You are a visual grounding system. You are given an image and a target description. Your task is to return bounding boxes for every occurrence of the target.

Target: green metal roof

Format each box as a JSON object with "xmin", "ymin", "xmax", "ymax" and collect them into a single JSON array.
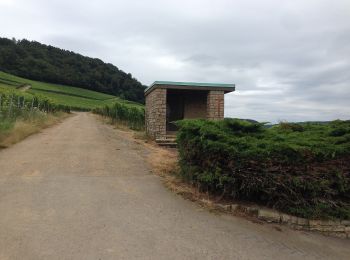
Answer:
[{"xmin": 145, "ymin": 81, "xmax": 235, "ymax": 94}]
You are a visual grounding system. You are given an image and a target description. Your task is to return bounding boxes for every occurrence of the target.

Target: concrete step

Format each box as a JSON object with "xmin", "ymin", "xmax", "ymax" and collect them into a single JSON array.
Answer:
[
  {"xmin": 156, "ymin": 137, "xmax": 177, "ymax": 148},
  {"xmin": 156, "ymin": 139, "xmax": 176, "ymax": 143},
  {"xmin": 157, "ymin": 142, "xmax": 177, "ymax": 148}
]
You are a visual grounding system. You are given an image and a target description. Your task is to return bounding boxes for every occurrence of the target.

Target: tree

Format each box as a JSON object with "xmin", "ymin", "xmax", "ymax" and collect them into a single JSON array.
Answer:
[{"xmin": 0, "ymin": 37, "xmax": 146, "ymax": 103}]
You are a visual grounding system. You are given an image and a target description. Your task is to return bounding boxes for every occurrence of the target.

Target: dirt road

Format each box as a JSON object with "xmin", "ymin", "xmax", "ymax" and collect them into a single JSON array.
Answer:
[{"xmin": 0, "ymin": 113, "xmax": 349, "ymax": 259}]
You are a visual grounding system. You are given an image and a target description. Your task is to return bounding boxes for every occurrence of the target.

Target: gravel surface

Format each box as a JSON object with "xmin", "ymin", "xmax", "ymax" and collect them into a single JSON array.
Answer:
[{"xmin": 0, "ymin": 112, "xmax": 349, "ymax": 260}]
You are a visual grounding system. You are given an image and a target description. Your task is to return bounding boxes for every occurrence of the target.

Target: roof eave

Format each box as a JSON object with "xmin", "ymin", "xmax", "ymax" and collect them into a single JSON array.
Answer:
[{"xmin": 144, "ymin": 82, "xmax": 236, "ymax": 96}]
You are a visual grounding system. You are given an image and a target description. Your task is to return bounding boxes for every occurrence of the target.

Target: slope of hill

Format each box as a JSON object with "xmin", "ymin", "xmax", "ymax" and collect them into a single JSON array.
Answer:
[
  {"xmin": 0, "ymin": 71, "xmax": 143, "ymax": 110},
  {"xmin": 0, "ymin": 37, "xmax": 145, "ymax": 103}
]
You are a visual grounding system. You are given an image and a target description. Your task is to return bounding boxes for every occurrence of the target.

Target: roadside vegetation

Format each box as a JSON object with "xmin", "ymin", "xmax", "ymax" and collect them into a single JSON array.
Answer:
[
  {"xmin": 176, "ymin": 119, "xmax": 350, "ymax": 220},
  {"xmin": 0, "ymin": 71, "xmax": 145, "ymax": 145},
  {"xmin": 93, "ymin": 102, "xmax": 145, "ymax": 130},
  {"xmin": 0, "ymin": 91, "xmax": 70, "ymax": 148}
]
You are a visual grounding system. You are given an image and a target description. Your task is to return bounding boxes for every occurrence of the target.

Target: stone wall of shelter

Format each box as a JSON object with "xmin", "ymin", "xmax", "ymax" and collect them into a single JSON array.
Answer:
[
  {"xmin": 206, "ymin": 90, "xmax": 224, "ymax": 120},
  {"xmin": 145, "ymin": 88, "xmax": 167, "ymax": 138}
]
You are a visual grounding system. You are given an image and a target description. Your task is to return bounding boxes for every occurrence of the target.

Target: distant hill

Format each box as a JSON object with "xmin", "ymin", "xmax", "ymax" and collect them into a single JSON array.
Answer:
[
  {"xmin": 0, "ymin": 71, "xmax": 143, "ymax": 111},
  {"xmin": 226, "ymin": 118, "xmax": 260, "ymax": 124},
  {"xmin": 0, "ymin": 37, "xmax": 145, "ymax": 103}
]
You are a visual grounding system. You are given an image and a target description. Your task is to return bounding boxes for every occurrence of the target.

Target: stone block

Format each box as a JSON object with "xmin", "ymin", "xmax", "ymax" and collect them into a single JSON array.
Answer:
[
  {"xmin": 289, "ymin": 216, "xmax": 299, "ymax": 225},
  {"xmin": 320, "ymin": 226, "xmax": 345, "ymax": 232},
  {"xmin": 341, "ymin": 220, "xmax": 350, "ymax": 226},
  {"xmin": 280, "ymin": 213, "xmax": 292, "ymax": 224},
  {"xmin": 231, "ymin": 204, "xmax": 238, "ymax": 212},
  {"xmin": 297, "ymin": 217, "xmax": 308, "ymax": 226},
  {"xmin": 308, "ymin": 220, "xmax": 323, "ymax": 227},
  {"xmin": 247, "ymin": 207, "xmax": 259, "ymax": 215},
  {"xmin": 309, "ymin": 225, "xmax": 321, "ymax": 231},
  {"xmin": 216, "ymin": 204, "xmax": 231, "ymax": 211},
  {"xmin": 319, "ymin": 220, "xmax": 341, "ymax": 226},
  {"xmin": 257, "ymin": 209, "xmax": 281, "ymax": 223}
]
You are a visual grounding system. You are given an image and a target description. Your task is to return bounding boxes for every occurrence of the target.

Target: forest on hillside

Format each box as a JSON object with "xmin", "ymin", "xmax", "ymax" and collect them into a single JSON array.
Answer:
[{"xmin": 0, "ymin": 37, "xmax": 145, "ymax": 103}]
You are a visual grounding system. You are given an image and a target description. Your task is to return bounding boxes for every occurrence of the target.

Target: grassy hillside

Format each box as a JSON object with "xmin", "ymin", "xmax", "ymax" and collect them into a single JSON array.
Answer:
[
  {"xmin": 0, "ymin": 71, "xmax": 143, "ymax": 110},
  {"xmin": 0, "ymin": 37, "xmax": 145, "ymax": 103}
]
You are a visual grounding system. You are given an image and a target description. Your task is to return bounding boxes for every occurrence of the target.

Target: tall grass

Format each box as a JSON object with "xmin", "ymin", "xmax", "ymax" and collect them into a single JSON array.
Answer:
[
  {"xmin": 0, "ymin": 92, "xmax": 70, "ymax": 147},
  {"xmin": 93, "ymin": 102, "xmax": 145, "ymax": 130}
]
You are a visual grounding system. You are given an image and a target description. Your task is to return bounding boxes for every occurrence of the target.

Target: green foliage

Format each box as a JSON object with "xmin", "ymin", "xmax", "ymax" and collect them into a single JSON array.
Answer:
[
  {"xmin": 0, "ymin": 91, "xmax": 70, "ymax": 134},
  {"xmin": 0, "ymin": 71, "xmax": 142, "ymax": 110},
  {"xmin": 93, "ymin": 102, "xmax": 145, "ymax": 131},
  {"xmin": 176, "ymin": 118, "xmax": 350, "ymax": 220},
  {"xmin": 0, "ymin": 37, "xmax": 146, "ymax": 103},
  {"xmin": 0, "ymin": 118, "xmax": 14, "ymax": 133},
  {"xmin": 278, "ymin": 122, "xmax": 305, "ymax": 132}
]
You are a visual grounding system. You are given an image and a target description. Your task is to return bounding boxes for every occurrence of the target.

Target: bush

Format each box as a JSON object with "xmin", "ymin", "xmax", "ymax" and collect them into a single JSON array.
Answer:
[{"xmin": 176, "ymin": 119, "xmax": 350, "ymax": 220}]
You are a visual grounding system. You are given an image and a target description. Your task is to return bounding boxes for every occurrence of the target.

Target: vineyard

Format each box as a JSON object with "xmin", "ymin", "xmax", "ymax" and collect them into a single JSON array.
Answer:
[
  {"xmin": 0, "ymin": 90, "xmax": 71, "ymax": 145},
  {"xmin": 176, "ymin": 119, "xmax": 350, "ymax": 220},
  {"xmin": 0, "ymin": 71, "xmax": 141, "ymax": 110},
  {"xmin": 93, "ymin": 102, "xmax": 145, "ymax": 130},
  {"xmin": 0, "ymin": 71, "xmax": 146, "ymax": 143},
  {"xmin": 0, "ymin": 93, "xmax": 70, "ymax": 115}
]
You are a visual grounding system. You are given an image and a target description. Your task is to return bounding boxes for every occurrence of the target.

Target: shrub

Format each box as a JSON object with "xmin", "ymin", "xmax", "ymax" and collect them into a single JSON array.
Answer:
[
  {"xmin": 176, "ymin": 118, "xmax": 350, "ymax": 220},
  {"xmin": 279, "ymin": 122, "xmax": 305, "ymax": 132}
]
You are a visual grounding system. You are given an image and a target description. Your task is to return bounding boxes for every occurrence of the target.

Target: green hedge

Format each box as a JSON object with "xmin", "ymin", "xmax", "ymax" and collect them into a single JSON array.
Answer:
[
  {"xmin": 176, "ymin": 119, "xmax": 350, "ymax": 220},
  {"xmin": 93, "ymin": 102, "xmax": 144, "ymax": 130}
]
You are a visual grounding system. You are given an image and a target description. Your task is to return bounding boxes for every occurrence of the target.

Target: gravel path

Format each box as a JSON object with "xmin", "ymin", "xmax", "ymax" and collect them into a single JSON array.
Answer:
[{"xmin": 0, "ymin": 112, "xmax": 349, "ymax": 260}]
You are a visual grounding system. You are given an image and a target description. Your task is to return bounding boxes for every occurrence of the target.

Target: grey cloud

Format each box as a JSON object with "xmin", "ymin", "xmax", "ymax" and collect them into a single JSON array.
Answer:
[{"xmin": 0, "ymin": 0, "xmax": 349, "ymax": 122}]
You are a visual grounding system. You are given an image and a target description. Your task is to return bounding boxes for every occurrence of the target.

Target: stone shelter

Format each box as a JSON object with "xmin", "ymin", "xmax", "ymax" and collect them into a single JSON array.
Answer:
[{"xmin": 145, "ymin": 81, "xmax": 235, "ymax": 141}]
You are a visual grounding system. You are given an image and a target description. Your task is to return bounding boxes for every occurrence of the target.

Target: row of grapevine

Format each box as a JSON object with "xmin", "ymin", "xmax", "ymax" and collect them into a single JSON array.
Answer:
[
  {"xmin": 0, "ymin": 93, "xmax": 70, "ymax": 121},
  {"xmin": 93, "ymin": 102, "xmax": 144, "ymax": 130}
]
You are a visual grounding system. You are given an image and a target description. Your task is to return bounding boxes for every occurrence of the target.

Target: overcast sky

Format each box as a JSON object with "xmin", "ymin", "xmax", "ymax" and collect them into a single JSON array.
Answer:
[{"xmin": 0, "ymin": 0, "xmax": 349, "ymax": 122}]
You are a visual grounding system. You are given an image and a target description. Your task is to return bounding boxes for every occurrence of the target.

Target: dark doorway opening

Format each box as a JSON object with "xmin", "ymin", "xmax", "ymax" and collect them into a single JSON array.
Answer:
[
  {"xmin": 166, "ymin": 89, "xmax": 208, "ymax": 132},
  {"xmin": 166, "ymin": 90, "xmax": 184, "ymax": 132}
]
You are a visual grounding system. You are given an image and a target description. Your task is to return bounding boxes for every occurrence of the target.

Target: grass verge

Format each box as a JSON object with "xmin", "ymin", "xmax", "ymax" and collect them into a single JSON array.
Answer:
[{"xmin": 0, "ymin": 112, "xmax": 70, "ymax": 148}]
